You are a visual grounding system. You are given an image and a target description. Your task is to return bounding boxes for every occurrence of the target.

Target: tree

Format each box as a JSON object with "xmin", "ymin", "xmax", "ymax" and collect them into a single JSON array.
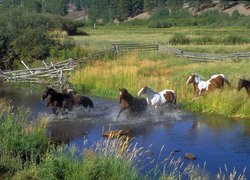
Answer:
[
  {"xmin": 42, "ymin": 0, "xmax": 67, "ymax": 15},
  {"xmin": 144, "ymin": 0, "xmax": 157, "ymax": 12},
  {"xmin": 118, "ymin": 0, "xmax": 132, "ymax": 20},
  {"xmin": 131, "ymin": 0, "xmax": 143, "ymax": 16},
  {"xmin": 23, "ymin": 0, "xmax": 42, "ymax": 13}
]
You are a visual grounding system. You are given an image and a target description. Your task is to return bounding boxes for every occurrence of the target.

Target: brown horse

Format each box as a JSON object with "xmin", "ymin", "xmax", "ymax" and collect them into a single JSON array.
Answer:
[
  {"xmin": 117, "ymin": 88, "xmax": 148, "ymax": 119},
  {"xmin": 42, "ymin": 87, "xmax": 94, "ymax": 114},
  {"xmin": 186, "ymin": 73, "xmax": 230, "ymax": 98},
  {"xmin": 237, "ymin": 78, "xmax": 250, "ymax": 97}
]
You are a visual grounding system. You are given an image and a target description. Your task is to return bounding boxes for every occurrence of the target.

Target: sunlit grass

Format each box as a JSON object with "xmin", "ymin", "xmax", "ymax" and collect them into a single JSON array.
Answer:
[
  {"xmin": 74, "ymin": 25, "xmax": 250, "ymax": 52},
  {"xmin": 70, "ymin": 51, "xmax": 250, "ymax": 118}
]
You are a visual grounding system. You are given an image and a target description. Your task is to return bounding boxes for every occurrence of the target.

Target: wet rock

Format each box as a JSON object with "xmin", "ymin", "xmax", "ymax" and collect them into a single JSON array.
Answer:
[
  {"xmin": 184, "ymin": 153, "xmax": 197, "ymax": 160},
  {"xmin": 102, "ymin": 129, "xmax": 133, "ymax": 139},
  {"xmin": 174, "ymin": 149, "xmax": 181, "ymax": 153}
]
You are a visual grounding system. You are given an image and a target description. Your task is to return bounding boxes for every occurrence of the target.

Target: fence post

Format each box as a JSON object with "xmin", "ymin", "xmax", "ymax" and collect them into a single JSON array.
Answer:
[
  {"xmin": 113, "ymin": 44, "xmax": 119, "ymax": 54},
  {"xmin": 21, "ymin": 61, "xmax": 33, "ymax": 74},
  {"xmin": 156, "ymin": 42, "xmax": 159, "ymax": 51}
]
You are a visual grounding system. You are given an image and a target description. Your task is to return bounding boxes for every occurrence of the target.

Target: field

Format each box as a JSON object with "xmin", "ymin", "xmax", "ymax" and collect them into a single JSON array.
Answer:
[
  {"xmin": 75, "ymin": 25, "xmax": 250, "ymax": 53},
  {"xmin": 70, "ymin": 25, "xmax": 250, "ymax": 118}
]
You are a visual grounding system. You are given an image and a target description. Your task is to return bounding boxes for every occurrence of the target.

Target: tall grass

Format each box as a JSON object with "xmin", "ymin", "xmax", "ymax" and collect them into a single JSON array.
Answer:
[
  {"xmin": 0, "ymin": 99, "xmax": 49, "ymax": 178},
  {"xmin": 0, "ymin": 99, "xmax": 247, "ymax": 179},
  {"xmin": 70, "ymin": 52, "xmax": 250, "ymax": 118}
]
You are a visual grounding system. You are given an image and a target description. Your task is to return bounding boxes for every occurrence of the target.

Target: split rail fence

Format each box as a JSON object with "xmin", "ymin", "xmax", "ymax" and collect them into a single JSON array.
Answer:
[{"xmin": 0, "ymin": 43, "xmax": 249, "ymax": 84}]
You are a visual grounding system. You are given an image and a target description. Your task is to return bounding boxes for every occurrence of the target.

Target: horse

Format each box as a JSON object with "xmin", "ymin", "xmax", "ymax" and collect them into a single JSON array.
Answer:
[
  {"xmin": 137, "ymin": 86, "xmax": 176, "ymax": 109},
  {"xmin": 117, "ymin": 88, "xmax": 148, "ymax": 119},
  {"xmin": 42, "ymin": 87, "xmax": 94, "ymax": 114},
  {"xmin": 186, "ymin": 73, "xmax": 230, "ymax": 98},
  {"xmin": 237, "ymin": 78, "xmax": 250, "ymax": 97},
  {"xmin": 42, "ymin": 87, "xmax": 71, "ymax": 114}
]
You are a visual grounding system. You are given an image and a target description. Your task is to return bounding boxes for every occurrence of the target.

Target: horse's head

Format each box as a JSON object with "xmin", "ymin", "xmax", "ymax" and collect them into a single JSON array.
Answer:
[
  {"xmin": 237, "ymin": 78, "xmax": 244, "ymax": 91},
  {"xmin": 186, "ymin": 73, "xmax": 197, "ymax": 84},
  {"xmin": 42, "ymin": 87, "xmax": 56, "ymax": 100},
  {"xmin": 119, "ymin": 88, "xmax": 129, "ymax": 103},
  {"xmin": 137, "ymin": 86, "xmax": 148, "ymax": 96}
]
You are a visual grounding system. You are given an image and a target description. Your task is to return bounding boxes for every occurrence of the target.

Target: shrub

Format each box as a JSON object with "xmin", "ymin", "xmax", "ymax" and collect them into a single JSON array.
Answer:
[
  {"xmin": 193, "ymin": 36, "xmax": 214, "ymax": 45},
  {"xmin": 221, "ymin": 35, "xmax": 249, "ymax": 45},
  {"xmin": 169, "ymin": 33, "xmax": 190, "ymax": 45},
  {"xmin": 151, "ymin": 8, "xmax": 169, "ymax": 19},
  {"xmin": 148, "ymin": 19, "xmax": 173, "ymax": 28}
]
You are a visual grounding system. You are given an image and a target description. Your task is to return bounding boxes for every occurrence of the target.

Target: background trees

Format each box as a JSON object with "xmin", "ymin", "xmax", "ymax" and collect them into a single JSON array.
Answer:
[{"xmin": 0, "ymin": 7, "xmax": 76, "ymax": 70}]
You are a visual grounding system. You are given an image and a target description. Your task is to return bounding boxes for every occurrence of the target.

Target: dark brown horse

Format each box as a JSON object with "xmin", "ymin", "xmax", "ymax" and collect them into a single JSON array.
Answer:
[
  {"xmin": 186, "ymin": 73, "xmax": 230, "ymax": 98},
  {"xmin": 42, "ymin": 87, "xmax": 94, "ymax": 114},
  {"xmin": 42, "ymin": 87, "xmax": 70, "ymax": 114},
  {"xmin": 117, "ymin": 88, "xmax": 148, "ymax": 119},
  {"xmin": 237, "ymin": 78, "xmax": 250, "ymax": 97}
]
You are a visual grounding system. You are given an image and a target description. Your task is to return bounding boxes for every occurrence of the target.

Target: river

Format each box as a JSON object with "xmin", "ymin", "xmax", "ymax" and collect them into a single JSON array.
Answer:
[{"xmin": 0, "ymin": 85, "xmax": 249, "ymax": 178}]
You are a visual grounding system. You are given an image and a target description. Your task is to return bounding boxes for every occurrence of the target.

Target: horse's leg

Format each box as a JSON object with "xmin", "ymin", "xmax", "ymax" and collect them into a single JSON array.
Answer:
[
  {"xmin": 52, "ymin": 106, "xmax": 58, "ymax": 115},
  {"xmin": 117, "ymin": 107, "xmax": 129, "ymax": 119}
]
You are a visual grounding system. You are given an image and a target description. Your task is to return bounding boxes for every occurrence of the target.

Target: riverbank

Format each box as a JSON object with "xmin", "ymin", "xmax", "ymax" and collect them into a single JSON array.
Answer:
[
  {"xmin": 69, "ymin": 52, "xmax": 250, "ymax": 118},
  {"xmin": 1, "ymin": 98, "xmax": 248, "ymax": 179}
]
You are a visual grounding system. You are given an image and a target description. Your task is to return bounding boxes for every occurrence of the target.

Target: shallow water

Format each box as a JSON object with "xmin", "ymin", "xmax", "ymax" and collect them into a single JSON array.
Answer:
[{"xmin": 0, "ymin": 85, "xmax": 249, "ymax": 178}]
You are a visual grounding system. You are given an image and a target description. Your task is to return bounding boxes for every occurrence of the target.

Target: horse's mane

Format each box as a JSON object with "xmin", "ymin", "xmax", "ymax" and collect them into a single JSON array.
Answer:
[{"xmin": 120, "ymin": 88, "xmax": 134, "ymax": 103}]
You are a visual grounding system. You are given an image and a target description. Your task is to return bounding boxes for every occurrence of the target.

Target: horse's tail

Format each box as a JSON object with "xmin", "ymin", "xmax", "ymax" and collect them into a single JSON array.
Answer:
[
  {"xmin": 173, "ymin": 93, "xmax": 177, "ymax": 104},
  {"xmin": 88, "ymin": 99, "xmax": 94, "ymax": 110},
  {"xmin": 80, "ymin": 96, "xmax": 94, "ymax": 110}
]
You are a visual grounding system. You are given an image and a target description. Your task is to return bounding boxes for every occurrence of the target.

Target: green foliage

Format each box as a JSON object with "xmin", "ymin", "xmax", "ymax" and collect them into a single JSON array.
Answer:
[
  {"xmin": 0, "ymin": 8, "xmax": 78, "ymax": 70},
  {"xmin": 221, "ymin": 35, "xmax": 249, "ymax": 45},
  {"xmin": 169, "ymin": 33, "xmax": 191, "ymax": 45},
  {"xmin": 117, "ymin": 0, "xmax": 132, "ymax": 21},
  {"xmin": 0, "ymin": 100, "xmax": 48, "ymax": 177},
  {"xmin": 148, "ymin": 19, "xmax": 173, "ymax": 28},
  {"xmin": 151, "ymin": 7, "xmax": 169, "ymax": 19},
  {"xmin": 143, "ymin": 0, "xmax": 157, "ymax": 12}
]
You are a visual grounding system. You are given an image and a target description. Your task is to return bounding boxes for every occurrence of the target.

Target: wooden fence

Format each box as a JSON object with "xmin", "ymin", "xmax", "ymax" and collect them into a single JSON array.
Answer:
[
  {"xmin": 0, "ymin": 58, "xmax": 75, "ymax": 84},
  {"xmin": 158, "ymin": 43, "xmax": 250, "ymax": 61},
  {"xmin": 1, "ymin": 43, "xmax": 249, "ymax": 84}
]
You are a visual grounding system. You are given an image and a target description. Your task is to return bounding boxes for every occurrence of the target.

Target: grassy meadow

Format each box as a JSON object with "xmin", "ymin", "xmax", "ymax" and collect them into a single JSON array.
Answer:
[
  {"xmin": 69, "ymin": 25, "xmax": 250, "ymax": 118},
  {"xmin": 75, "ymin": 25, "xmax": 250, "ymax": 52},
  {"xmin": 70, "ymin": 51, "xmax": 250, "ymax": 118}
]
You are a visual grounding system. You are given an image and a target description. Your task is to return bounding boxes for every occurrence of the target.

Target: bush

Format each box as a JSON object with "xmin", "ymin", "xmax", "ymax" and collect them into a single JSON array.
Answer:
[
  {"xmin": 221, "ymin": 35, "xmax": 249, "ymax": 45},
  {"xmin": 151, "ymin": 8, "xmax": 169, "ymax": 19},
  {"xmin": 169, "ymin": 33, "xmax": 191, "ymax": 45},
  {"xmin": 148, "ymin": 20, "xmax": 173, "ymax": 28},
  {"xmin": 193, "ymin": 36, "xmax": 215, "ymax": 45}
]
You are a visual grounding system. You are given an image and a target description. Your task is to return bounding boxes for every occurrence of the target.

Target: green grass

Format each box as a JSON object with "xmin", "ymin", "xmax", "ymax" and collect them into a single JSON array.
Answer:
[
  {"xmin": 0, "ymin": 99, "xmax": 247, "ymax": 179},
  {"xmin": 69, "ymin": 51, "xmax": 250, "ymax": 118},
  {"xmin": 74, "ymin": 25, "xmax": 250, "ymax": 52}
]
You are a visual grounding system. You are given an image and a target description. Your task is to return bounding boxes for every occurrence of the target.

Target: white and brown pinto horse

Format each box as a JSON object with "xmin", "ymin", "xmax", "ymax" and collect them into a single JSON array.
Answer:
[
  {"xmin": 186, "ymin": 73, "xmax": 230, "ymax": 98},
  {"xmin": 137, "ymin": 86, "xmax": 176, "ymax": 109}
]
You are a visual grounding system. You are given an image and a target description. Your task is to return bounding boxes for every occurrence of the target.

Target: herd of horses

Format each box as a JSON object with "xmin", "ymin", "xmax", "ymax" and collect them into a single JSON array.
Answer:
[{"xmin": 42, "ymin": 74, "xmax": 250, "ymax": 118}]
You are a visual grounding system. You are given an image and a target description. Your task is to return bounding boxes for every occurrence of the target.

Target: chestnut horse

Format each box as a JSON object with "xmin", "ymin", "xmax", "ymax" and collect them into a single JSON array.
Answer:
[
  {"xmin": 42, "ymin": 87, "xmax": 94, "ymax": 114},
  {"xmin": 186, "ymin": 73, "xmax": 230, "ymax": 98},
  {"xmin": 237, "ymin": 78, "xmax": 250, "ymax": 97},
  {"xmin": 117, "ymin": 88, "xmax": 148, "ymax": 119},
  {"xmin": 137, "ymin": 86, "xmax": 176, "ymax": 109}
]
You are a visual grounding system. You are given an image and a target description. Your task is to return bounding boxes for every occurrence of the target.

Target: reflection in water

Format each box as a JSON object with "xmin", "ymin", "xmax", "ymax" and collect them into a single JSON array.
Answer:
[{"xmin": 1, "ymin": 84, "xmax": 250, "ymax": 178}]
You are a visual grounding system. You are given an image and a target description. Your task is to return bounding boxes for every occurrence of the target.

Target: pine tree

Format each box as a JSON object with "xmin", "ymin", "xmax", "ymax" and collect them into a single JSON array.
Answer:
[
  {"xmin": 131, "ymin": 0, "xmax": 143, "ymax": 16},
  {"xmin": 117, "ymin": 0, "xmax": 132, "ymax": 21},
  {"xmin": 143, "ymin": 0, "xmax": 157, "ymax": 12},
  {"xmin": 42, "ymin": 0, "xmax": 67, "ymax": 15}
]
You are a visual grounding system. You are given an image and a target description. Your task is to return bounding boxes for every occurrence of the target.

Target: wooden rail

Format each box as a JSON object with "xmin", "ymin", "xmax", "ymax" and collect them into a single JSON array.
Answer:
[
  {"xmin": 1, "ymin": 42, "xmax": 249, "ymax": 84},
  {"xmin": 158, "ymin": 43, "xmax": 250, "ymax": 61}
]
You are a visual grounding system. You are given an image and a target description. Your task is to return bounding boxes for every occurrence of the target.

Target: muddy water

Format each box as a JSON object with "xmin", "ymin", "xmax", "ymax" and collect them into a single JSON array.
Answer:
[{"xmin": 1, "ymin": 85, "xmax": 250, "ymax": 177}]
